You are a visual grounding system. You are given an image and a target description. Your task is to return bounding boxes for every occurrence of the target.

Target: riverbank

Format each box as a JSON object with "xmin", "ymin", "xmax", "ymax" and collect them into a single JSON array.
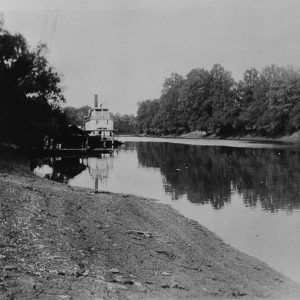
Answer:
[
  {"xmin": 1, "ymin": 151, "xmax": 300, "ymax": 299},
  {"xmin": 180, "ymin": 130, "xmax": 300, "ymax": 143},
  {"xmin": 124, "ymin": 130, "xmax": 300, "ymax": 144}
]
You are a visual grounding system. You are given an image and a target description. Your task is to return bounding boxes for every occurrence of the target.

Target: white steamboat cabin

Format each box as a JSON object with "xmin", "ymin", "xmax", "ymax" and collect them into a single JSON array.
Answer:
[{"xmin": 83, "ymin": 94, "xmax": 114, "ymax": 142}]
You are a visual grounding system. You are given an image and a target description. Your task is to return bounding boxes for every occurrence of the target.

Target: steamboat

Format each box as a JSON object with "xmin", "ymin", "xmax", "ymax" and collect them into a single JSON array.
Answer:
[
  {"xmin": 83, "ymin": 94, "xmax": 118, "ymax": 149},
  {"xmin": 43, "ymin": 94, "xmax": 121, "ymax": 154}
]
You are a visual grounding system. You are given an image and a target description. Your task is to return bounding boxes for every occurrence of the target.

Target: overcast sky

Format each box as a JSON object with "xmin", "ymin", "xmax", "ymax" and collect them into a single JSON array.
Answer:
[{"xmin": 2, "ymin": 0, "xmax": 300, "ymax": 114}]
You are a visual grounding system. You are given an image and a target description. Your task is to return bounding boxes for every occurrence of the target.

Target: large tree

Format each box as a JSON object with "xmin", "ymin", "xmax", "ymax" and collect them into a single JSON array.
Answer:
[
  {"xmin": 158, "ymin": 73, "xmax": 185, "ymax": 134},
  {"xmin": 0, "ymin": 24, "xmax": 66, "ymax": 147},
  {"xmin": 137, "ymin": 99, "xmax": 160, "ymax": 134},
  {"xmin": 179, "ymin": 68, "xmax": 211, "ymax": 132}
]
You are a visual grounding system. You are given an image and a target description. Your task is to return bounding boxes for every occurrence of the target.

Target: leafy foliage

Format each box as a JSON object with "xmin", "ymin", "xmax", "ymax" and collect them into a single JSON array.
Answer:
[
  {"xmin": 113, "ymin": 113, "xmax": 137, "ymax": 134},
  {"xmin": 0, "ymin": 25, "xmax": 66, "ymax": 147},
  {"xmin": 64, "ymin": 106, "xmax": 91, "ymax": 127},
  {"xmin": 136, "ymin": 99, "xmax": 160, "ymax": 134},
  {"xmin": 137, "ymin": 64, "xmax": 300, "ymax": 137}
]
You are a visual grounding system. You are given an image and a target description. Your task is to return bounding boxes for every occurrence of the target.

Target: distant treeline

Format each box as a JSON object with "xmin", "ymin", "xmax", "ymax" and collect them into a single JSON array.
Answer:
[
  {"xmin": 63, "ymin": 106, "xmax": 91, "ymax": 127},
  {"xmin": 137, "ymin": 64, "xmax": 300, "ymax": 136},
  {"xmin": 113, "ymin": 113, "xmax": 136, "ymax": 134},
  {"xmin": 0, "ymin": 24, "xmax": 67, "ymax": 148},
  {"xmin": 64, "ymin": 106, "xmax": 136, "ymax": 134}
]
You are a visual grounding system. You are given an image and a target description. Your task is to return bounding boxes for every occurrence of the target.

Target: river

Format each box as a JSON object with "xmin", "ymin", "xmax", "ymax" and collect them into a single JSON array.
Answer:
[{"xmin": 32, "ymin": 137, "xmax": 300, "ymax": 284}]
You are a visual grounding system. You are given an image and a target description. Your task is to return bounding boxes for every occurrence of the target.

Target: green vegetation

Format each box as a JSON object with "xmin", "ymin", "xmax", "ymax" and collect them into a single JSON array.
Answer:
[
  {"xmin": 137, "ymin": 64, "xmax": 300, "ymax": 137},
  {"xmin": 0, "ymin": 24, "xmax": 66, "ymax": 148}
]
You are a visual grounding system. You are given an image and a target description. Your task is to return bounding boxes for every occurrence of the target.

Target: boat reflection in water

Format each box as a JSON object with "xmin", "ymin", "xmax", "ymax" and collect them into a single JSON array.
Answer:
[
  {"xmin": 31, "ymin": 153, "xmax": 114, "ymax": 191},
  {"xmin": 81, "ymin": 155, "xmax": 113, "ymax": 191}
]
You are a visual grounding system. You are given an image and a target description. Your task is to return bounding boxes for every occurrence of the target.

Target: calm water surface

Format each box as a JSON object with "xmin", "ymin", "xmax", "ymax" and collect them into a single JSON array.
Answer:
[{"xmin": 33, "ymin": 137, "xmax": 300, "ymax": 283}]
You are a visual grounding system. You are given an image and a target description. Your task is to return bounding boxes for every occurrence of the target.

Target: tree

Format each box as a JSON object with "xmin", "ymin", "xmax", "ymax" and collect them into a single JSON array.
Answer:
[
  {"xmin": 137, "ymin": 99, "xmax": 160, "ymax": 134},
  {"xmin": 159, "ymin": 73, "xmax": 185, "ymax": 134},
  {"xmin": 179, "ymin": 68, "xmax": 211, "ymax": 132},
  {"xmin": 64, "ymin": 106, "xmax": 91, "ymax": 127},
  {"xmin": 0, "ymin": 23, "xmax": 66, "ymax": 147},
  {"xmin": 259, "ymin": 65, "xmax": 300, "ymax": 134},
  {"xmin": 113, "ymin": 113, "xmax": 137, "ymax": 134},
  {"xmin": 207, "ymin": 64, "xmax": 236, "ymax": 135}
]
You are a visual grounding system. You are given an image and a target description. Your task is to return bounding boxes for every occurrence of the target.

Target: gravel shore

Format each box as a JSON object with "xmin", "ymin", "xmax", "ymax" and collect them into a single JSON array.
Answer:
[{"xmin": 1, "ymin": 150, "xmax": 300, "ymax": 299}]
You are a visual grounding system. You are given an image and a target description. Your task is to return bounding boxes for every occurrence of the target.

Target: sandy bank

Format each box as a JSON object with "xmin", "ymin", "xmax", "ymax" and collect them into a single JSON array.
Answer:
[
  {"xmin": 127, "ymin": 130, "xmax": 300, "ymax": 143},
  {"xmin": 180, "ymin": 130, "xmax": 300, "ymax": 143},
  {"xmin": 1, "ymin": 150, "xmax": 300, "ymax": 299}
]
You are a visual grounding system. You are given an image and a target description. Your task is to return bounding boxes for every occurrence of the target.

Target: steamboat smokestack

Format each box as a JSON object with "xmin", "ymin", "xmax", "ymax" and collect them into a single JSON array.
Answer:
[{"xmin": 94, "ymin": 94, "xmax": 98, "ymax": 108}]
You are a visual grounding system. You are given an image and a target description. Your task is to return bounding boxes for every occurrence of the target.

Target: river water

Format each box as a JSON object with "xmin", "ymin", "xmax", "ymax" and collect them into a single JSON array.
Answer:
[{"xmin": 32, "ymin": 137, "xmax": 300, "ymax": 283}]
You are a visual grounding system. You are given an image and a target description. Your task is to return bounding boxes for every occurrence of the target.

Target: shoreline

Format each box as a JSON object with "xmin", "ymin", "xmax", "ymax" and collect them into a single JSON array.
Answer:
[
  {"xmin": 119, "ymin": 130, "xmax": 300, "ymax": 144},
  {"xmin": 1, "ymin": 151, "xmax": 300, "ymax": 299}
]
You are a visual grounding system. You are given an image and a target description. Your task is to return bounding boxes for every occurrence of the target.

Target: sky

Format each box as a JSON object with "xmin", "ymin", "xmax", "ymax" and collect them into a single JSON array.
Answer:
[{"xmin": 1, "ymin": 0, "xmax": 300, "ymax": 114}]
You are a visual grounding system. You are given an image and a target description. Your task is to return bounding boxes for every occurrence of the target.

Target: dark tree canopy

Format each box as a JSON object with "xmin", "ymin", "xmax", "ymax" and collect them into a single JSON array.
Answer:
[
  {"xmin": 0, "ymin": 24, "xmax": 66, "ymax": 147},
  {"xmin": 137, "ymin": 64, "xmax": 300, "ymax": 137},
  {"xmin": 113, "ymin": 113, "xmax": 137, "ymax": 134},
  {"xmin": 64, "ymin": 106, "xmax": 91, "ymax": 127}
]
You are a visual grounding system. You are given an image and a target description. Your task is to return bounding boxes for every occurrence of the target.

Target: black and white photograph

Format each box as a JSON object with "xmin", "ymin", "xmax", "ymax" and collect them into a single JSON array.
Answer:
[{"xmin": 0, "ymin": 0, "xmax": 300, "ymax": 299}]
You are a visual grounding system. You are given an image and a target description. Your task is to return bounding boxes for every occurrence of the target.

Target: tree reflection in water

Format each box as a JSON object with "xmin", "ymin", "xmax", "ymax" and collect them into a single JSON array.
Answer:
[
  {"xmin": 32, "ymin": 143, "xmax": 300, "ymax": 212},
  {"xmin": 31, "ymin": 157, "xmax": 87, "ymax": 184},
  {"xmin": 31, "ymin": 154, "xmax": 113, "ymax": 190},
  {"xmin": 136, "ymin": 142, "xmax": 300, "ymax": 212}
]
